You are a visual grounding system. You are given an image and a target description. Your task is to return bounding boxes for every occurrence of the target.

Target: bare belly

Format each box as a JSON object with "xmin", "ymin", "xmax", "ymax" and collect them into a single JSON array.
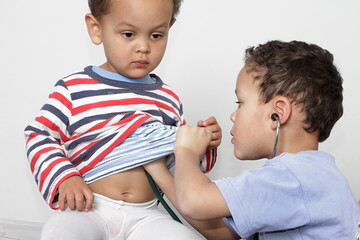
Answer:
[{"xmin": 87, "ymin": 166, "xmax": 156, "ymax": 203}]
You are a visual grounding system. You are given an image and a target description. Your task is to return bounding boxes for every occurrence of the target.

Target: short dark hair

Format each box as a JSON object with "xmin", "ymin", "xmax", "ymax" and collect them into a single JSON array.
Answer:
[
  {"xmin": 88, "ymin": 0, "xmax": 183, "ymax": 20},
  {"xmin": 244, "ymin": 40, "xmax": 343, "ymax": 142}
]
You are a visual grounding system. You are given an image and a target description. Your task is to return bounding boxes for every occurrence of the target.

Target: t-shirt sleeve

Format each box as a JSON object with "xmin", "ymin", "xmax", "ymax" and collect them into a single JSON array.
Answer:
[{"xmin": 214, "ymin": 161, "xmax": 311, "ymax": 238}]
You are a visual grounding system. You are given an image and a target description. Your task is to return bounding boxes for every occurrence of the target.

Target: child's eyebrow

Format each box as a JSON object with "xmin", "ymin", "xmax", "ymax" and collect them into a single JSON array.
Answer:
[
  {"xmin": 116, "ymin": 21, "xmax": 169, "ymax": 30},
  {"xmin": 115, "ymin": 21, "xmax": 135, "ymax": 28}
]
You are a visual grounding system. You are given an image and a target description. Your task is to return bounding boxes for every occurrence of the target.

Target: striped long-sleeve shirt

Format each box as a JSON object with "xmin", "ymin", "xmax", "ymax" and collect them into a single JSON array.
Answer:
[{"xmin": 24, "ymin": 66, "xmax": 216, "ymax": 209}]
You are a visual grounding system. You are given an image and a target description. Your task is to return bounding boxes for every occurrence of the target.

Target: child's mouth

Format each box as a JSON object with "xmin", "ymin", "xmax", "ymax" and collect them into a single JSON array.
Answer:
[{"xmin": 133, "ymin": 60, "xmax": 149, "ymax": 68}]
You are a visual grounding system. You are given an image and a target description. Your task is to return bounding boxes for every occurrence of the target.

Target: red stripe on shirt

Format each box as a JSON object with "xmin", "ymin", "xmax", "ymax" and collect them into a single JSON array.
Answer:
[
  {"xmin": 38, "ymin": 157, "xmax": 68, "ymax": 192},
  {"xmin": 69, "ymin": 141, "xmax": 98, "ymax": 165},
  {"xmin": 69, "ymin": 113, "xmax": 149, "ymax": 165},
  {"xmin": 78, "ymin": 115, "xmax": 151, "ymax": 175},
  {"xmin": 49, "ymin": 92, "xmax": 72, "ymax": 110},
  {"xmin": 66, "ymin": 78, "xmax": 100, "ymax": 86},
  {"xmin": 26, "ymin": 132, "xmax": 39, "ymax": 145},
  {"xmin": 72, "ymin": 98, "xmax": 181, "ymax": 120},
  {"xmin": 30, "ymin": 146, "xmax": 62, "ymax": 173},
  {"xmin": 160, "ymin": 87, "xmax": 180, "ymax": 102},
  {"xmin": 35, "ymin": 116, "xmax": 69, "ymax": 142}
]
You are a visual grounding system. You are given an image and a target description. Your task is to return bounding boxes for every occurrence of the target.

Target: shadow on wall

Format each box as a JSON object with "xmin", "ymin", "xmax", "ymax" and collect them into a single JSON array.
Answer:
[{"xmin": 0, "ymin": 219, "xmax": 42, "ymax": 240}]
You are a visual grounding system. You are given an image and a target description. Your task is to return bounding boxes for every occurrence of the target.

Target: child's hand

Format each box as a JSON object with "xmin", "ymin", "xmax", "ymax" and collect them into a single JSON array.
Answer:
[
  {"xmin": 58, "ymin": 175, "xmax": 94, "ymax": 212},
  {"xmin": 197, "ymin": 116, "xmax": 222, "ymax": 149},
  {"xmin": 175, "ymin": 125, "xmax": 212, "ymax": 159}
]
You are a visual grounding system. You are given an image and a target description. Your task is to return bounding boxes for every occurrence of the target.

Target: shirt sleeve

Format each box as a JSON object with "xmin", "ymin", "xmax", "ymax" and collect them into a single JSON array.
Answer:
[
  {"xmin": 24, "ymin": 80, "xmax": 80, "ymax": 209},
  {"xmin": 214, "ymin": 160, "xmax": 310, "ymax": 238}
]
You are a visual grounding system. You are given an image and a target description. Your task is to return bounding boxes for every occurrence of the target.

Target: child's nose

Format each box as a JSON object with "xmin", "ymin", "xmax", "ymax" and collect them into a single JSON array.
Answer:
[
  {"xmin": 136, "ymin": 38, "xmax": 151, "ymax": 54},
  {"xmin": 230, "ymin": 111, "xmax": 236, "ymax": 122}
]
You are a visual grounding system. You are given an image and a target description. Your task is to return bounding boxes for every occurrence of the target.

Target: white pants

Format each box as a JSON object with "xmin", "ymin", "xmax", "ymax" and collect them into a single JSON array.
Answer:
[{"xmin": 41, "ymin": 194, "xmax": 203, "ymax": 240}]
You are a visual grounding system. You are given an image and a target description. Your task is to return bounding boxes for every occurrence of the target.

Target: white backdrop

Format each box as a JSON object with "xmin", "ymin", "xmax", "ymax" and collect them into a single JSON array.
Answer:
[{"xmin": 1, "ymin": 0, "xmax": 359, "ymax": 223}]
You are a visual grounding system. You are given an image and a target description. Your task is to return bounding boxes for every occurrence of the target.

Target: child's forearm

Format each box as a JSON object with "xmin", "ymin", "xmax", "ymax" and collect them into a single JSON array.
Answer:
[
  {"xmin": 174, "ymin": 147, "xmax": 233, "ymax": 220},
  {"xmin": 147, "ymin": 164, "xmax": 178, "ymax": 206},
  {"xmin": 174, "ymin": 150, "xmax": 215, "ymax": 218},
  {"xmin": 148, "ymin": 162, "xmax": 238, "ymax": 240}
]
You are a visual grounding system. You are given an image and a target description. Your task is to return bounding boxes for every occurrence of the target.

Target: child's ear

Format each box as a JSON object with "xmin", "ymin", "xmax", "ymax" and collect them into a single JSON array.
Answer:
[
  {"xmin": 85, "ymin": 13, "xmax": 102, "ymax": 45},
  {"xmin": 270, "ymin": 96, "xmax": 291, "ymax": 129}
]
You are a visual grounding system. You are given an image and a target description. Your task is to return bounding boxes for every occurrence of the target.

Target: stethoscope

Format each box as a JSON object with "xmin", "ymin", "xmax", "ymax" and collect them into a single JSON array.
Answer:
[{"xmin": 271, "ymin": 113, "xmax": 280, "ymax": 158}]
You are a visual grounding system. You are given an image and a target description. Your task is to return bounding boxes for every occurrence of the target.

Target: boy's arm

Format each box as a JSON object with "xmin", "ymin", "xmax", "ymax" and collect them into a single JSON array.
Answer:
[
  {"xmin": 144, "ymin": 160, "xmax": 239, "ymax": 240},
  {"xmin": 25, "ymin": 80, "xmax": 93, "ymax": 210},
  {"xmin": 174, "ymin": 126, "xmax": 232, "ymax": 220}
]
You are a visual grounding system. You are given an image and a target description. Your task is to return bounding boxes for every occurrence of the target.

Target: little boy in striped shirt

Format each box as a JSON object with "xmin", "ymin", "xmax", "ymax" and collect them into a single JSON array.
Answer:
[{"xmin": 25, "ymin": 0, "xmax": 220, "ymax": 239}]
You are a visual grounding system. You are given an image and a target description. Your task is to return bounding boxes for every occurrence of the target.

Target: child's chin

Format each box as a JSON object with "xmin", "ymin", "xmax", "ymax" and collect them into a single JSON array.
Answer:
[
  {"xmin": 235, "ymin": 152, "xmax": 261, "ymax": 161},
  {"xmin": 234, "ymin": 151, "xmax": 250, "ymax": 160}
]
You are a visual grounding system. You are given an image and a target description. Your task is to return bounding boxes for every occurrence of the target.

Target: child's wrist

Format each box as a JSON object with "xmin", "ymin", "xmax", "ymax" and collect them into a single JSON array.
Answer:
[{"xmin": 175, "ymin": 149, "xmax": 203, "ymax": 163}]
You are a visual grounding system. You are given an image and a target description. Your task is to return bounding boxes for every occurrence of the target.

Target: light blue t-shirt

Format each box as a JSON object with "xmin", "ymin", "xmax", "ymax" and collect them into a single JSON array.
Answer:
[{"xmin": 214, "ymin": 151, "xmax": 360, "ymax": 239}]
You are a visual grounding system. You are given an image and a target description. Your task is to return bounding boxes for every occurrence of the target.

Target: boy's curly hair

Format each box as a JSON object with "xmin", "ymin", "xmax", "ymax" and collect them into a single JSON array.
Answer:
[
  {"xmin": 88, "ymin": 0, "xmax": 183, "ymax": 20},
  {"xmin": 245, "ymin": 40, "xmax": 343, "ymax": 142}
]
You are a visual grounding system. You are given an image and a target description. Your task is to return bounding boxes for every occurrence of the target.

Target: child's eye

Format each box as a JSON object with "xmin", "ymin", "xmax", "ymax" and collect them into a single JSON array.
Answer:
[
  {"xmin": 151, "ymin": 33, "xmax": 163, "ymax": 39},
  {"xmin": 122, "ymin": 32, "xmax": 134, "ymax": 38},
  {"xmin": 235, "ymin": 101, "xmax": 243, "ymax": 107}
]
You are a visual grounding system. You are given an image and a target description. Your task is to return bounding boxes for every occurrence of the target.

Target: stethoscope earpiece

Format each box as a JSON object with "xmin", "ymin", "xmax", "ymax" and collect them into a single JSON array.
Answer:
[{"xmin": 271, "ymin": 113, "xmax": 279, "ymax": 121}]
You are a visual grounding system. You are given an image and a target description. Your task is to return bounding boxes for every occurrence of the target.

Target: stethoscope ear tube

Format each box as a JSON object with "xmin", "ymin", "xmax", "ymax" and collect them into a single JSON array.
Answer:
[
  {"xmin": 146, "ymin": 171, "xmax": 182, "ymax": 223},
  {"xmin": 272, "ymin": 118, "xmax": 280, "ymax": 158}
]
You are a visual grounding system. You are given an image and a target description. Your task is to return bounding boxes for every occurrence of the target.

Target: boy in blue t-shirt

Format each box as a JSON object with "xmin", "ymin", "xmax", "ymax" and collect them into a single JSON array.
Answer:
[{"xmin": 147, "ymin": 40, "xmax": 360, "ymax": 239}]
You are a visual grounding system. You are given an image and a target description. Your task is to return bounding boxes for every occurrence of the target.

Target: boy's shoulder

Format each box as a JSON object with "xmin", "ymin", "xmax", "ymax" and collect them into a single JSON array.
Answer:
[
  {"xmin": 268, "ymin": 151, "xmax": 333, "ymax": 166},
  {"xmin": 61, "ymin": 66, "xmax": 92, "ymax": 82},
  {"xmin": 266, "ymin": 151, "xmax": 338, "ymax": 180}
]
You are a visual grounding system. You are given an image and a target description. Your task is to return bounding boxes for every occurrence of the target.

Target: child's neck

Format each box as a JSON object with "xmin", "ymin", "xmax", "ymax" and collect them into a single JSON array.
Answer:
[
  {"xmin": 276, "ymin": 128, "xmax": 318, "ymax": 155},
  {"xmin": 92, "ymin": 66, "xmax": 154, "ymax": 84}
]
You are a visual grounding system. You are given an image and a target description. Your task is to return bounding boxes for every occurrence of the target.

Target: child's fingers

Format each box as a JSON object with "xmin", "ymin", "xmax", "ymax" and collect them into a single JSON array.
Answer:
[
  {"xmin": 66, "ymin": 193, "xmax": 76, "ymax": 210},
  {"xmin": 206, "ymin": 124, "xmax": 220, "ymax": 134},
  {"xmin": 84, "ymin": 192, "xmax": 94, "ymax": 211},
  {"xmin": 59, "ymin": 194, "xmax": 66, "ymax": 211},
  {"xmin": 203, "ymin": 123, "xmax": 222, "ymax": 145},
  {"xmin": 209, "ymin": 131, "xmax": 221, "ymax": 144},
  {"xmin": 210, "ymin": 131, "xmax": 222, "ymax": 142},
  {"xmin": 198, "ymin": 116, "xmax": 217, "ymax": 127},
  {"xmin": 197, "ymin": 120, "xmax": 207, "ymax": 127},
  {"xmin": 198, "ymin": 118, "xmax": 221, "ymax": 135},
  {"xmin": 75, "ymin": 194, "xmax": 85, "ymax": 211},
  {"xmin": 176, "ymin": 126, "xmax": 212, "ymax": 152}
]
